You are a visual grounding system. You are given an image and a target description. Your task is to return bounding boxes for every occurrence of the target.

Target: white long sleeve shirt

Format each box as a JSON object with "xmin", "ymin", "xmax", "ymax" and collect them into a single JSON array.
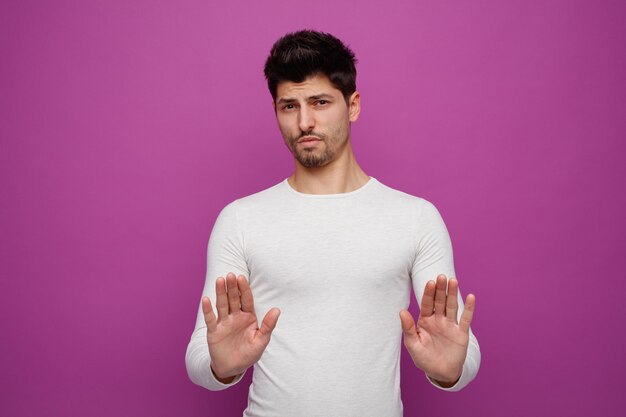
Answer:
[{"xmin": 186, "ymin": 177, "xmax": 480, "ymax": 417}]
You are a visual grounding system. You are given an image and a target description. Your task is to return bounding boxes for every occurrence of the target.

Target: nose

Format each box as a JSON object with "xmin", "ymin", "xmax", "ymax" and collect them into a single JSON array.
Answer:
[{"xmin": 298, "ymin": 106, "xmax": 315, "ymax": 133}]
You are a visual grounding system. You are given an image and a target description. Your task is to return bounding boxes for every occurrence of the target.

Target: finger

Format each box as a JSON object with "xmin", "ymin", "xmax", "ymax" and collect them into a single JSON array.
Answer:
[
  {"xmin": 446, "ymin": 278, "xmax": 459, "ymax": 323},
  {"xmin": 215, "ymin": 277, "xmax": 229, "ymax": 319},
  {"xmin": 201, "ymin": 296, "xmax": 217, "ymax": 333},
  {"xmin": 258, "ymin": 307, "xmax": 281, "ymax": 338},
  {"xmin": 238, "ymin": 275, "xmax": 255, "ymax": 313},
  {"xmin": 226, "ymin": 272, "xmax": 241, "ymax": 313},
  {"xmin": 459, "ymin": 293, "xmax": 476, "ymax": 333},
  {"xmin": 420, "ymin": 280, "xmax": 436, "ymax": 317},
  {"xmin": 399, "ymin": 310, "xmax": 418, "ymax": 339},
  {"xmin": 434, "ymin": 274, "xmax": 447, "ymax": 317}
]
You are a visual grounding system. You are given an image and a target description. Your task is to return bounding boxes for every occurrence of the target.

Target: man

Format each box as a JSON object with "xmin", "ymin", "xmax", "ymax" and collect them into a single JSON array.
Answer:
[{"xmin": 186, "ymin": 30, "xmax": 480, "ymax": 417}]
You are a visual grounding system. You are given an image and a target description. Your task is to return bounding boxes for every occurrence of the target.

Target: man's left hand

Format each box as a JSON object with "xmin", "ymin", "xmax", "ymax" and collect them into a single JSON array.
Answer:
[{"xmin": 399, "ymin": 274, "xmax": 476, "ymax": 388}]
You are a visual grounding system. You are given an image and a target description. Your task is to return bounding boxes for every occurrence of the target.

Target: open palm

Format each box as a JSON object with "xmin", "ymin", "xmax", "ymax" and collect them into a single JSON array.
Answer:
[
  {"xmin": 400, "ymin": 274, "xmax": 475, "ymax": 386},
  {"xmin": 202, "ymin": 272, "xmax": 280, "ymax": 381}
]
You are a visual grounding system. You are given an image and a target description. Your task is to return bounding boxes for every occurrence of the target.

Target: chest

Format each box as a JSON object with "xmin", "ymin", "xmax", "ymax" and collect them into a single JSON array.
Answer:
[{"xmin": 244, "ymin": 211, "xmax": 416, "ymax": 297}]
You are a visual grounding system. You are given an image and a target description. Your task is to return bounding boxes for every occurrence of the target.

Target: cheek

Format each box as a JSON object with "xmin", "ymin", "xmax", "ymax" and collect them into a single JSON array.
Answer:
[
  {"xmin": 326, "ymin": 113, "xmax": 349, "ymax": 136},
  {"xmin": 279, "ymin": 126, "xmax": 296, "ymax": 142},
  {"xmin": 277, "ymin": 116, "xmax": 295, "ymax": 133},
  {"xmin": 276, "ymin": 119, "xmax": 297, "ymax": 144},
  {"xmin": 326, "ymin": 109, "xmax": 349, "ymax": 127}
]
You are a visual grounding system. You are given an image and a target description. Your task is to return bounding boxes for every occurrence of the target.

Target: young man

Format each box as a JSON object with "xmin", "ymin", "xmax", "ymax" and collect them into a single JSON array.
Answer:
[{"xmin": 186, "ymin": 30, "xmax": 480, "ymax": 417}]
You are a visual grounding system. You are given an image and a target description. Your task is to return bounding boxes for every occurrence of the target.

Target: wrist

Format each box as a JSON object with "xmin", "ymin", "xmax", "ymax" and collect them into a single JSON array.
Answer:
[
  {"xmin": 210, "ymin": 362, "xmax": 238, "ymax": 384},
  {"xmin": 428, "ymin": 370, "xmax": 462, "ymax": 388},
  {"xmin": 431, "ymin": 376, "xmax": 459, "ymax": 388}
]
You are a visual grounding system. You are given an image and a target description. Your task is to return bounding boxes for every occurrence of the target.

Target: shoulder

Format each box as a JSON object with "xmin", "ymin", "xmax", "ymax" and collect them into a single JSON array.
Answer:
[
  {"xmin": 373, "ymin": 179, "xmax": 441, "ymax": 217},
  {"xmin": 218, "ymin": 180, "xmax": 288, "ymax": 217}
]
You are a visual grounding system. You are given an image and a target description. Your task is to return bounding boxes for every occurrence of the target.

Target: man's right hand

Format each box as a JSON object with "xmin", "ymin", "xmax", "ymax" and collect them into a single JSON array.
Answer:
[{"xmin": 202, "ymin": 272, "xmax": 281, "ymax": 383}]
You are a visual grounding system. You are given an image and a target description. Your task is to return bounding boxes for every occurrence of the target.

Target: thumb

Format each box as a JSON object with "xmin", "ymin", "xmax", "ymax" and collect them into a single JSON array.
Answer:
[
  {"xmin": 399, "ymin": 310, "xmax": 417, "ymax": 338},
  {"xmin": 258, "ymin": 307, "xmax": 281, "ymax": 339}
]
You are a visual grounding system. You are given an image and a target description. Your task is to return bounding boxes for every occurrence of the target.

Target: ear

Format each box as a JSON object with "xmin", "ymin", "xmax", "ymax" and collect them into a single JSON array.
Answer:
[{"xmin": 348, "ymin": 91, "xmax": 361, "ymax": 122}]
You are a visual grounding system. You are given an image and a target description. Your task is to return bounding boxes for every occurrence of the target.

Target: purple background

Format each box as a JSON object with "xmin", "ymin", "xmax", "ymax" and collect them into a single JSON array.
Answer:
[{"xmin": 2, "ymin": 1, "xmax": 625, "ymax": 416}]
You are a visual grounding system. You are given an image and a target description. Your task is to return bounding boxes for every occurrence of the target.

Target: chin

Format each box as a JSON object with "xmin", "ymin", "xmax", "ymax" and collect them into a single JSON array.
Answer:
[{"xmin": 297, "ymin": 154, "xmax": 334, "ymax": 168}]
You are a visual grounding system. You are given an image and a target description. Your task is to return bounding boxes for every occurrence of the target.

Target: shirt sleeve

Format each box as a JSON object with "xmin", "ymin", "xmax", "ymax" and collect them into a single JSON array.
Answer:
[
  {"xmin": 185, "ymin": 200, "xmax": 250, "ymax": 390},
  {"xmin": 410, "ymin": 199, "xmax": 481, "ymax": 392}
]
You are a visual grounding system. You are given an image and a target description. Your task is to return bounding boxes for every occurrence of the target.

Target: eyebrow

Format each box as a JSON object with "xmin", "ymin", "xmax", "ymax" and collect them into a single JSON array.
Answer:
[{"xmin": 276, "ymin": 93, "xmax": 335, "ymax": 105}]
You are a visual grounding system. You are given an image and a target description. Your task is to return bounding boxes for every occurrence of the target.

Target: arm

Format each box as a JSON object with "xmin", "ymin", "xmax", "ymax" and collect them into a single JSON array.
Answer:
[
  {"xmin": 185, "ymin": 201, "xmax": 248, "ymax": 390},
  {"xmin": 185, "ymin": 201, "xmax": 280, "ymax": 390},
  {"xmin": 402, "ymin": 200, "xmax": 481, "ymax": 392}
]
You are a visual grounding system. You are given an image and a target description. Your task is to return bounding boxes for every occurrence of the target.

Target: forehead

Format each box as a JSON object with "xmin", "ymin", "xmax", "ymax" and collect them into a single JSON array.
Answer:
[{"xmin": 275, "ymin": 73, "xmax": 343, "ymax": 101}]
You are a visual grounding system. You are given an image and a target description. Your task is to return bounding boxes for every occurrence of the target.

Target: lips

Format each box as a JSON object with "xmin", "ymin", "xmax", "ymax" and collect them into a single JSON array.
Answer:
[{"xmin": 298, "ymin": 136, "xmax": 321, "ymax": 143}]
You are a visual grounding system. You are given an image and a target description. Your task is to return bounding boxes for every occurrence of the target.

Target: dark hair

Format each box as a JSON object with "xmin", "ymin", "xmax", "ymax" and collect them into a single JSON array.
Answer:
[{"xmin": 263, "ymin": 30, "xmax": 357, "ymax": 102}]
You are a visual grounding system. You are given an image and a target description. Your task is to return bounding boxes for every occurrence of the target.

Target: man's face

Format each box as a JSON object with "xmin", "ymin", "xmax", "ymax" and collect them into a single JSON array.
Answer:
[{"xmin": 274, "ymin": 73, "xmax": 360, "ymax": 168}]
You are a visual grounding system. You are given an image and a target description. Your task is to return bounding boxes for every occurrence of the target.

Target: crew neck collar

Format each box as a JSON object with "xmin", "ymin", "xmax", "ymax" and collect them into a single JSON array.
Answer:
[{"xmin": 282, "ymin": 177, "xmax": 377, "ymax": 198}]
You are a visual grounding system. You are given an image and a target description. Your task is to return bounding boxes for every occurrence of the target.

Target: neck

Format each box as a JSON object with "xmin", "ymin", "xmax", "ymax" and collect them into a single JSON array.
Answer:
[{"xmin": 287, "ymin": 142, "xmax": 370, "ymax": 194}]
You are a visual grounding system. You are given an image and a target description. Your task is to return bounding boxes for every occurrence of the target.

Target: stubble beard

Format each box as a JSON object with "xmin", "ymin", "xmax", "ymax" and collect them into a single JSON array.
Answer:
[
  {"xmin": 286, "ymin": 129, "xmax": 343, "ymax": 168},
  {"xmin": 296, "ymin": 141, "xmax": 334, "ymax": 168}
]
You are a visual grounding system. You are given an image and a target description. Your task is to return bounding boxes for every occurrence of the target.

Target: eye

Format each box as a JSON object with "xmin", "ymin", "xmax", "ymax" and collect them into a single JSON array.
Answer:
[
  {"xmin": 282, "ymin": 103, "xmax": 295, "ymax": 111},
  {"xmin": 317, "ymin": 99, "xmax": 328, "ymax": 106}
]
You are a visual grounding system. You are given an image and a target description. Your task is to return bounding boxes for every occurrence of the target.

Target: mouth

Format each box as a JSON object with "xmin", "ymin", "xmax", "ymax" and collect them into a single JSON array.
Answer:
[{"xmin": 297, "ymin": 136, "xmax": 322, "ymax": 144}]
